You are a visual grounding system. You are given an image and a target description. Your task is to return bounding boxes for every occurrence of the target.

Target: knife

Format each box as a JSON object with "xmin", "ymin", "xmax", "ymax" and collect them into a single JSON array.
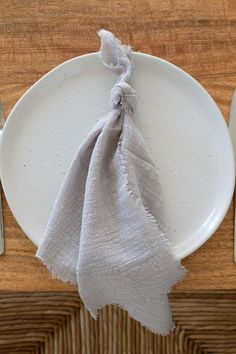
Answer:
[
  {"xmin": 0, "ymin": 103, "xmax": 4, "ymax": 255},
  {"xmin": 228, "ymin": 89, "xmax": 236, "ymax": 262}
]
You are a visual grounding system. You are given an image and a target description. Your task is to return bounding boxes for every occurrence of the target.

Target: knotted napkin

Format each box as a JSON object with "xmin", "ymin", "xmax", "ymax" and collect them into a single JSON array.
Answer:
[{"xmin": 36, "ymin": 29, "xmax": 185, "ymax": 334}]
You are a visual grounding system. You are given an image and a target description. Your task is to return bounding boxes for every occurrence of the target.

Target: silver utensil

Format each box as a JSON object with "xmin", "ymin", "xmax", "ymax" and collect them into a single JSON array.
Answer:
[
  {"xmin": 0, "ymin": 103, "xmax": 5, "ymax": 255},
  {"xmin": 228, "ymin": 89, "xmax": 236, "ymax": 262}
]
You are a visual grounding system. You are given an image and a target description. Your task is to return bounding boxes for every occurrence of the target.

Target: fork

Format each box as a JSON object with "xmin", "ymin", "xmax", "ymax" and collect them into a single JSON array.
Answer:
[{"xmin": 0, "ymin": 103, "xmax": 5, "ymax": 255}]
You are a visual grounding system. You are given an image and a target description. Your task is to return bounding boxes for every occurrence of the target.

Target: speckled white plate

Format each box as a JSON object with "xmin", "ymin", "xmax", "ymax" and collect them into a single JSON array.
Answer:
[{"xmin": 0, "ymin": 52, "xmax": 234, "ymax": 259}]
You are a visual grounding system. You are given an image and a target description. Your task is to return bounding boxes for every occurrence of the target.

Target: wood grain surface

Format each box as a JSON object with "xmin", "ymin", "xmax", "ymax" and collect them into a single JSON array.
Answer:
[{"xmin": 0, "ymin": 0, "xmax": 236, "ymax": 292}]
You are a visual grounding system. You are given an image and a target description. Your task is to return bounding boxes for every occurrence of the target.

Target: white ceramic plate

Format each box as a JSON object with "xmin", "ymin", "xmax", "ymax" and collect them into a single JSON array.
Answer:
[{"xmin": 0, "ymin": 52, "xmax": 234, "ymax": 259}]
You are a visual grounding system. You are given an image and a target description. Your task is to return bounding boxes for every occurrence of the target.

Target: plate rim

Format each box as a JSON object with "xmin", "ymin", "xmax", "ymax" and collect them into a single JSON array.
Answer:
[{"xmin": 1, "ymin": 51, "xmax": 235, "ymax": 259}]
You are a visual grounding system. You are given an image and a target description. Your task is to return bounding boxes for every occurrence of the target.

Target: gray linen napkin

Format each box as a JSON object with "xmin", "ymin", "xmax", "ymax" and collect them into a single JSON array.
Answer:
[{"xmin": 36, "ymin": 29, "xmax": 185, "ymax": 334}]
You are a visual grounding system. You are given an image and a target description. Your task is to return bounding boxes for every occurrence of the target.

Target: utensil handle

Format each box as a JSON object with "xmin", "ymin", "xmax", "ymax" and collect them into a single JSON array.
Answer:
[
  {"xmin": 0, "ymin": 188, "xmax": 4, "ymax": 255},
  {"xmin": 234, "ymin": 196, "xmax": 236, "ymax": 263},
  {"xmin": 0, "ymin": 130, "xmax": 4, "ymax": 255}
]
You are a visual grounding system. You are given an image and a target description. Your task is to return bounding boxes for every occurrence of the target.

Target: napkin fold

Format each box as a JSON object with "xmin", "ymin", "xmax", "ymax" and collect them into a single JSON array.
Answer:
[{"xmin": 36, "ymin": 29, "xmax": 185, "ymax": 334}]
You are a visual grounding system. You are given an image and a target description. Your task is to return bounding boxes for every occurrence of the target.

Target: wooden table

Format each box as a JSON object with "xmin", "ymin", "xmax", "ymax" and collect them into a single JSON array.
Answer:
[{"xmin": 0, "ymin": 1, "xmax": 236, "ymax": 353}]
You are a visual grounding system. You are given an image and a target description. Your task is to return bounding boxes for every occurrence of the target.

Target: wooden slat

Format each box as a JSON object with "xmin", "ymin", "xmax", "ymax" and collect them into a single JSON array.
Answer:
[{"xmin": 2, "ymin": 291, "xmax": 236, "ymax": 353}]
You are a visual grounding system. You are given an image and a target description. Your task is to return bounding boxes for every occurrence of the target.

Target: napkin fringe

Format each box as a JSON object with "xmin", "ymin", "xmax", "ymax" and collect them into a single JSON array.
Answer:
[
  {"xmin": 36, "ymin": 253, "xmax": 77, "ymax": 286},
  {"xmin": 86, "ymin": 300, "xmax": 175, "ymax": 336},
  {"xmin": 117, "ymin": 134, "xmax": 186, "ymax": 292},
  {"xmin": 117, "ymin": 137, "xmax": 180, "ymax": 262},
  {"xmin": 38, "ymin": 247, "xmax": 184, "ymax": 335}
]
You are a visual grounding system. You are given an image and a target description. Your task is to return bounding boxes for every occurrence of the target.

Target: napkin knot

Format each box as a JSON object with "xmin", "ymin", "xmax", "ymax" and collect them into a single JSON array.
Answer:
[
  {"xmin": 110, "ymin": 82, "xmax": 136, "ymax": 112},
  {"xmin": 97, "ymin": 29, "xmax": 136, "ymax": 113}
]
